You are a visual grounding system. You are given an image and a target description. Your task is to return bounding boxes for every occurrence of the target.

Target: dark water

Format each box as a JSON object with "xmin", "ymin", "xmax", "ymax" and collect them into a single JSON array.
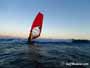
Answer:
[{"xmin": 0, "ymin": 38, "xmax": 90, "ymax": 68}]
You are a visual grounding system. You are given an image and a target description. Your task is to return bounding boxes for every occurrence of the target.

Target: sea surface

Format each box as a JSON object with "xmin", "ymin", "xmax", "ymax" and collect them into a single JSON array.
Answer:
[{"xmin": 0, "ymin": 38, "xmax": 90, "ymax": 68}]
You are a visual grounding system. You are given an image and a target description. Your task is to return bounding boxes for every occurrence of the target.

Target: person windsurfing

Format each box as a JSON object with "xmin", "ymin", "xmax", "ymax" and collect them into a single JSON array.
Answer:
[{"xmin": 28, "ymin": 12, "xmax": 44, "ymax": 43}]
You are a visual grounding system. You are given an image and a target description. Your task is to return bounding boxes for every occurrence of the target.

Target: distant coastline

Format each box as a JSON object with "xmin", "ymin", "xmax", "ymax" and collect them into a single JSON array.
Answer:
[{"xmin": 72, "ymin": 39, "xmax": 90, "ymax": 43}]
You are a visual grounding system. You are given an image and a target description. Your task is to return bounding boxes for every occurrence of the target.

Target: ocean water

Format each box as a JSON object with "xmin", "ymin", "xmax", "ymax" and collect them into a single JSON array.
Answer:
[{"xmin": 0, "ymin": 38, "xmax": 90, "ymax": 68}]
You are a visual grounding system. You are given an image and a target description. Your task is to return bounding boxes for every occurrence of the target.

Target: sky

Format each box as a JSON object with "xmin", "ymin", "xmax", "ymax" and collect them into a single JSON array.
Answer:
[{"xmin": 0, "ymin": 0, "xmax": 90, "ymax": 39}]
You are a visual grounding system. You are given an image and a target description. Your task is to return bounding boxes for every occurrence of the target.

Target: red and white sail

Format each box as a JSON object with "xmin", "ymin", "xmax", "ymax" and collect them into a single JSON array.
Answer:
[{"xmin": 28, "ymin": 12, "xmax": 43, "ymax": 42}]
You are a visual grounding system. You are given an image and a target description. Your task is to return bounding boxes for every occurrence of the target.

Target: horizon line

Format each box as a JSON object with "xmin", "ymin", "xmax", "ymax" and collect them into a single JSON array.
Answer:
[{"xmin": 0, "ymin": 34, "xmax": 90, "ymax": 40}]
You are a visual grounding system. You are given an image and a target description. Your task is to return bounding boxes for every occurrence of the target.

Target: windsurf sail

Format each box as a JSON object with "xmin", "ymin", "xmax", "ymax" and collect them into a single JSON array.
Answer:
[{"xmin": 28, "ymin": 12, "xmax": 44, "ymax": 42}]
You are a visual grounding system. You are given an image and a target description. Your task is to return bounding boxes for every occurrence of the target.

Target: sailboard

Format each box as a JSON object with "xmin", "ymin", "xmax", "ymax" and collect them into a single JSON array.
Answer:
[{"xmin": 28, "ymin": 12, "xmax": 44, "ymax": 42}]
